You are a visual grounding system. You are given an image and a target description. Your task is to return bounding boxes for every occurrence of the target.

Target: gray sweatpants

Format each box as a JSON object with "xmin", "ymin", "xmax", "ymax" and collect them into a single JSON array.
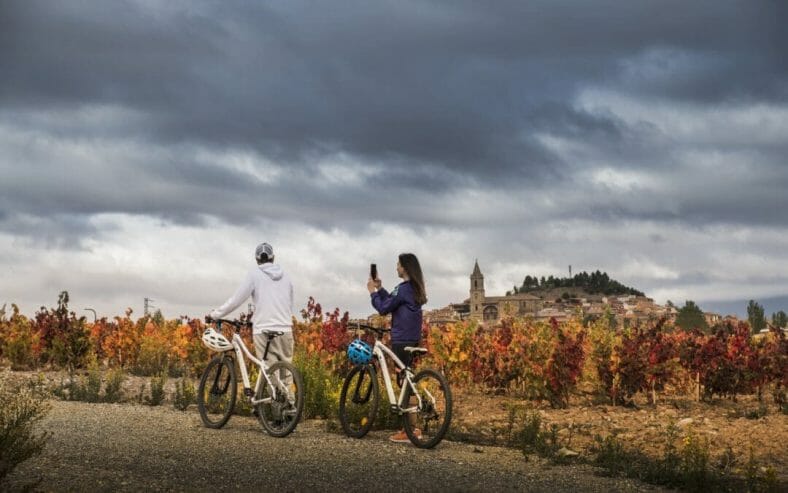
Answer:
[
  {"xmin": 253, "ymin": 332, "xmax": 295, "ymax": 393},
  {"xmin": 253, "ymin": 331, "xmax": 294, "ymax": 366}
]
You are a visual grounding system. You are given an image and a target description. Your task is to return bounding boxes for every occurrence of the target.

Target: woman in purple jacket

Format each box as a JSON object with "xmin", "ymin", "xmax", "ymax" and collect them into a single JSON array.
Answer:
[{"xmin": 367, "ymin": 252, "xmax": 427, "ymax": 443}]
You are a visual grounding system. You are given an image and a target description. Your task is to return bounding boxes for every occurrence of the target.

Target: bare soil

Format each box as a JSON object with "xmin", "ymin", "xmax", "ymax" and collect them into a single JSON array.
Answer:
[{"xmin": 450, "ymin": 388, "xmax": 788, "ymax": 483}]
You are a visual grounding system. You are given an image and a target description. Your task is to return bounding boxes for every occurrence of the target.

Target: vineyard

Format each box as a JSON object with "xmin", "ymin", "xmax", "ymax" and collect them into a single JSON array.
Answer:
[
  {"xmin": 3, "ymin": 293, "xmax": 785, "ymax": 409},
  {"xmin": 1, "ymin": 292, "xmax": 787, "ymax": 490}
]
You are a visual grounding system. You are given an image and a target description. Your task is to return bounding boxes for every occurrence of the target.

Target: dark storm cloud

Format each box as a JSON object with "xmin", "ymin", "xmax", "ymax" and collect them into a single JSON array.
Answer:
[{"xmin": 1, "ymin": 0, "xmax": 787, "ymax": 236}]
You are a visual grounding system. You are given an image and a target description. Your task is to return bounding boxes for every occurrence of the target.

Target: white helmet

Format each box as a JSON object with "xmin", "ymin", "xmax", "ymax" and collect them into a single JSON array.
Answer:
[{"xmin": 202, "ymin": 328, "xmax": 233, "ymax": 352}]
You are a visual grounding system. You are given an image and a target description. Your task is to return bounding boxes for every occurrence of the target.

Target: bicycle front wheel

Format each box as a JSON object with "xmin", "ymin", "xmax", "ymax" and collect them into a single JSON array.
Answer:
[
  {"xmin": 402, "ymin": 368, "xmax": 452, "ymax": 449},
  {"xmin": 197, "ymin": 355, "xmax": 237, "ymax": 429},
  {"xmin": 338, "ymin": 364, "xmax": 379, "ymax": 438},
  {"xmin": 255, "ymin": 361, "xmax": 304, "ymax": 438}
]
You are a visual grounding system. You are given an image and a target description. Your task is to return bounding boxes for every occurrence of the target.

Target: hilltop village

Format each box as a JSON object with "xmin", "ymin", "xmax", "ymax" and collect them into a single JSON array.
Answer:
[{"xmin": 418, "ymin": 261, "xmax": 730, "ymax": 329}]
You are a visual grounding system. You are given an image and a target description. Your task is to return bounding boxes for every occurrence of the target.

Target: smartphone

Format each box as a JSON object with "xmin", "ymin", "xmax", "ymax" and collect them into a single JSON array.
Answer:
[{"xmin": 370, "ymin": 263, "xmax": 377, "ymax": 280}]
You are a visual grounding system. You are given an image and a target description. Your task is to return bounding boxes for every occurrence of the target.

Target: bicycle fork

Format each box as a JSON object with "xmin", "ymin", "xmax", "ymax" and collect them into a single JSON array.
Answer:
[
  {"xmin": 351, "ymin": 366, "xmax": 375, "ymax": 404},
  {"xmin": 210, "ymin": 355, "xmax": 233, "ymax": 395}
]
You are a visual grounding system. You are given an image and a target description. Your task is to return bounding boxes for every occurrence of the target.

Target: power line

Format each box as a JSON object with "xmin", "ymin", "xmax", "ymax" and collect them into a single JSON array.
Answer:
[{"xmin": 144, "ymin": 297, "xmax": 155, "ymax": 316}]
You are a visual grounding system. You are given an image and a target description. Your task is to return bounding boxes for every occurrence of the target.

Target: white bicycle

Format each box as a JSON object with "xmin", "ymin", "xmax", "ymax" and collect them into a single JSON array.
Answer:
[
  {"xmin": 338, "ymin": 324, "xmax": 452, "ymax": 449},
  {"xmin": 198, "ymin": 317, "xmax": 304, "ymax": 437}
]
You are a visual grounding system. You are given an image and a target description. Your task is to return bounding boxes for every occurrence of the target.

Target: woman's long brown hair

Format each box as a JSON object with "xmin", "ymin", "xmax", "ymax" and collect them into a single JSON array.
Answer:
[{"xmin": 399, "ymin": 253, "xmax": 427, "ymax": 306}]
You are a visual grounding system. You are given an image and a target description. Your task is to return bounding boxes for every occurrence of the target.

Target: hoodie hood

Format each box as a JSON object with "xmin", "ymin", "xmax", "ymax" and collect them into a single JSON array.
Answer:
[{"xmin": 259, "ymin": 263, "xmax": 284, "ymax": 281}]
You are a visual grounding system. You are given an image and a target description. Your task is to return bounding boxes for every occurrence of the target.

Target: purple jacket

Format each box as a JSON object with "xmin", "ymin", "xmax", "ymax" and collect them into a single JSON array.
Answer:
[{"xmin": 370, "ymin": 281, "xmax": 422, "ymax": 342}]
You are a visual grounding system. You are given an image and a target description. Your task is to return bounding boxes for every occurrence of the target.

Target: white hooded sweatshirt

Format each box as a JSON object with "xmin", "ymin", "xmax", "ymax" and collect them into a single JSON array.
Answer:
[{"xmin": 210, "ymin": 263, "xmax": 294, "ymax": 334}]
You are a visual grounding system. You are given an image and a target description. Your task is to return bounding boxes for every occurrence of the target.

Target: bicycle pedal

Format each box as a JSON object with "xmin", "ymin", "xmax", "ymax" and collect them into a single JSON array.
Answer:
[{"xmin": 243, "ymin": 388, "xmax": 254, "ymax": 397}]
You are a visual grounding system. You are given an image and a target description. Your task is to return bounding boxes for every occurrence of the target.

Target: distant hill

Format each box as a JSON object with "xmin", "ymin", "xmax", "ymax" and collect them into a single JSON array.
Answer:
[
  {"xmin": 506, "ymin": 270, "xmax": 645, "ymax": 298},
  {"xmin": 700, "ymin": 295, "xmax": 788, "ymax": 319}
]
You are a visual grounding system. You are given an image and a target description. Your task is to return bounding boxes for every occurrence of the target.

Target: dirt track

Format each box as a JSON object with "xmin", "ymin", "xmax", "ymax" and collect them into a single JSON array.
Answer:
[{"xmin": 2, "ymin": 400, "xmax": 667, "ymax": 492}]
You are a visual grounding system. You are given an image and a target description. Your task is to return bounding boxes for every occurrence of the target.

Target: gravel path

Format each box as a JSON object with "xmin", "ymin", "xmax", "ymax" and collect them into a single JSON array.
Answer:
[{"xmin": 4, "ymin": 401, "xmax": 668, "ymax": 492}]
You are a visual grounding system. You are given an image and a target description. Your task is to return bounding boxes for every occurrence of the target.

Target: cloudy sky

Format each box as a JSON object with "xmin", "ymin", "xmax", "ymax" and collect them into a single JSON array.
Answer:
[{"xmin": 1, "ymin": 0, "xmax": 787, "ymax": 320}]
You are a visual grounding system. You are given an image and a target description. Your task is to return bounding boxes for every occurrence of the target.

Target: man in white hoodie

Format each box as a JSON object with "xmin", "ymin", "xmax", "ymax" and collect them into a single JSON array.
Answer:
[{"xmin": 209, "ymin": 242, "xmax": 295, "ymax": 368}]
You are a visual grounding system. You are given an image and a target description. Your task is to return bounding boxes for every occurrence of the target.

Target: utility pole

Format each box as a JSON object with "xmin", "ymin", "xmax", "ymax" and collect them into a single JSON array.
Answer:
[{"xmin": 144, "ymin": 298, "xmax": 155, "ymax": 316}]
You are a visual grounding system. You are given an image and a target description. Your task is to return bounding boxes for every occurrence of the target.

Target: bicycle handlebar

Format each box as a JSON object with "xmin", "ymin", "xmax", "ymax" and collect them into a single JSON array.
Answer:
[
  {"xmin": 205, "ymin": 316, "xmax": 252, "ymax": 331},
  {"xmin": 352, "ymin": 323, "xmax": 390, "ymax": 335}
]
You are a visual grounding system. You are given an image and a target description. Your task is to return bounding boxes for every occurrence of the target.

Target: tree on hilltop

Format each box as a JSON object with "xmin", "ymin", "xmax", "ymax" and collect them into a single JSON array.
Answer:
[
  {"xmin": 675, "ymin": 300, "xmax": 708, "ymax": 332},
  {"xmin": 507, "ymin": 270, "xmax": 644, "ymax": 297},
  {"xmin": 747, "ymin": 300, "xmax": 766, "ymax": 333}
]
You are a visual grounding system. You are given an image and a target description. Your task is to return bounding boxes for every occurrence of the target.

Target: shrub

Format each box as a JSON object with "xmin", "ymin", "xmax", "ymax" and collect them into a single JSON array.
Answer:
[
  {"xmin": 427, "ymin": 319, "xmax": 477, "ymax": 388},
  {"xmin": 585, "ymin": 317, "xmax": 615, "ymax": 401},
  {"xmin": 57, "ymin": 362, "xmax": 103, "ymax": 403},
  {"xmin": 760, "ymin": 325, "xmax": 787, "ymax": 406},
  {"xmin": 76, "ymin": 364, "xmax": 103, "ymax": 403},
  {"xmin": 144, "ymin": 373, "xmax": 167, "ymax": 406},
  {"xmin": 5, "ymin": 332, "xmax": 36, "ymax": 371},
  {"xmin": 133, "ymin": 335, "xmax": 171, "ymax": 376},
  {"xmin": 643, "ymin": 320, "xmax": 679, "ymax": 404},
  {"xmin": 744, "ymin": 445, "xmax": 779, "ymax": 492},
  {"xmin": 1, "ymin": 305, "xmax": 38, "ymax": 370},
  {"xmin": 611, "ymin": 328, "xmax": 649, "ymax": 405},
  {"xmin": 294, "ymin": 298, "xmax": 352, "ymax": 374},
  {"xmin": 679, "ymin": 432, "xmax": 710, "ymax": 491},
  {"xmin": 471, "ymin": 319, "xmax": 517, "ymax": 390},
  {"xmin": 744, "ymin": 403, "xmax": 768, "ymax": 420},
  {"xmin": 588, "ymin": 423, "xmax": 782, "ymax": 492},
  {"xmin": 181, "ymin": 319, "xmax": 211, "ymax": 377},
  {"xmin": 103, "ymin": 367, "xmax": 126, "ymax": 403},
  {"xmin": 544, "ymin": 319, "xmax": 586, "ymax": 408},
  {"xmin": 33, "ymin": 291, "xmax": 92, "ymax": 371},
  {"xmin": 0, "ymin": 373, "xmax": 50, "ymax": 480},
  {"xmin": 513, "ymin": 410, "xmax": 561, "ymax": 458},
  {"xmin": 294, "ymin": 350, "xmax": 342, "ymax": 420},
  {"xmin": 592, "ymin": 433, "xmax": 630, "ymax": 475},
  {"xmin": 101, "ymin": 310, "xmax": 142, "ymax": 369},
  {"xmin": 173, "ymin": 378, "xmax": 195, "ymax": 411}
]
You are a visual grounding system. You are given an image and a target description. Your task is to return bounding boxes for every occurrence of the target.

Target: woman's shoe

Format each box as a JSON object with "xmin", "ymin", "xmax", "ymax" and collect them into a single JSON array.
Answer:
[{"xmin": 389, "ymin": 428, "xmax": 422, "ymax": 443}]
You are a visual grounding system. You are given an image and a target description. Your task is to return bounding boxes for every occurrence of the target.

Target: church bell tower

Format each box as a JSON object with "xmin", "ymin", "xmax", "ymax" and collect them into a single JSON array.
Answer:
[{"xmin": 470, "ymin": 260, "xmax": 485, "ymax": 321}]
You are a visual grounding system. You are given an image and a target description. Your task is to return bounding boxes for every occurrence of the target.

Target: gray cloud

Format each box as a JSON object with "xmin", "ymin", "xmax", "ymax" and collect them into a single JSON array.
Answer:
[
  {"xmin": 4, "ymin": 1, "xmax": 784, "ymax": 185},
  {"xmin": 1, "ymin": 0, "xmax": 787, "ymax": 315}
]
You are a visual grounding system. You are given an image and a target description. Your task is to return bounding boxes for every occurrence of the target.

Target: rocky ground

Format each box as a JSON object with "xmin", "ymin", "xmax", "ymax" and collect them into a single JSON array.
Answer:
[{"xmin": 3, "ymin": 400, "xmax": 668, "ymax": 492}]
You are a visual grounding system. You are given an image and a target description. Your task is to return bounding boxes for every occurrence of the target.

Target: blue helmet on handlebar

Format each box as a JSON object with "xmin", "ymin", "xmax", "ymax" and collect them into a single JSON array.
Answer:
[{"xmin": 347, "ymin": 339, "xmax": 373, "ymax": 365}]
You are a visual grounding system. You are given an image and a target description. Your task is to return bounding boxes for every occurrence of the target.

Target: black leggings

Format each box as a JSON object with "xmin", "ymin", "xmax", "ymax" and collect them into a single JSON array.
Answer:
[
  {"xmin": 392, "ymin": 340, "xmax": 420, "ymax": 387},
  {"xmin": 392, "ymin": 340, "xmax": 420, "ymax": 368}
]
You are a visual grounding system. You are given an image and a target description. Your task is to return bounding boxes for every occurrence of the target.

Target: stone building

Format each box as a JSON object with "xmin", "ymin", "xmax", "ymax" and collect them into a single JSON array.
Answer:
[{"xmin": 454, "ymin": 261, "xmax": 542, "ymax": 322}]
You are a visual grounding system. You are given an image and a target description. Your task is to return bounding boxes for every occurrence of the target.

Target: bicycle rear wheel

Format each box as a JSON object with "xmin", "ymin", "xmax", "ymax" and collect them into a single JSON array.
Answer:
[
  {"xmin": 402, "ymin": 368, "xmax": 452, "ymax": 449},
  {"xmin": 197, "ymin": 355, "xmax": 237, "ymax": 429},
  {"xmin": 255, "ymin": 361, "xmax": 304, "ymax": 437},
  {"xmin": 338, "ymin": 364, "xmax": 379, "ymax": 438}
]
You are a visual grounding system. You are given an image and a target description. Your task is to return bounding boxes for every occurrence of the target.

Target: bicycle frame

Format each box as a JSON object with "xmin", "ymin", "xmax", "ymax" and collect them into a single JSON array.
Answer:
[
  {"xmin": 227, "ymin": 332, "xmax": 279, "ymax": 406},
  {"xmin": 371, "ymin": 340, "xmax": 422, "ymax": 414}
]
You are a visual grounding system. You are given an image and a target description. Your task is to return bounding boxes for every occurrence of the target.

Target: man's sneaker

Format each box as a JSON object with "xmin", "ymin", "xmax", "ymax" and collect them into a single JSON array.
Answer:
[{"xmin": 388, "ymin": 428, "xmax": 422, "ymax": 443}]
